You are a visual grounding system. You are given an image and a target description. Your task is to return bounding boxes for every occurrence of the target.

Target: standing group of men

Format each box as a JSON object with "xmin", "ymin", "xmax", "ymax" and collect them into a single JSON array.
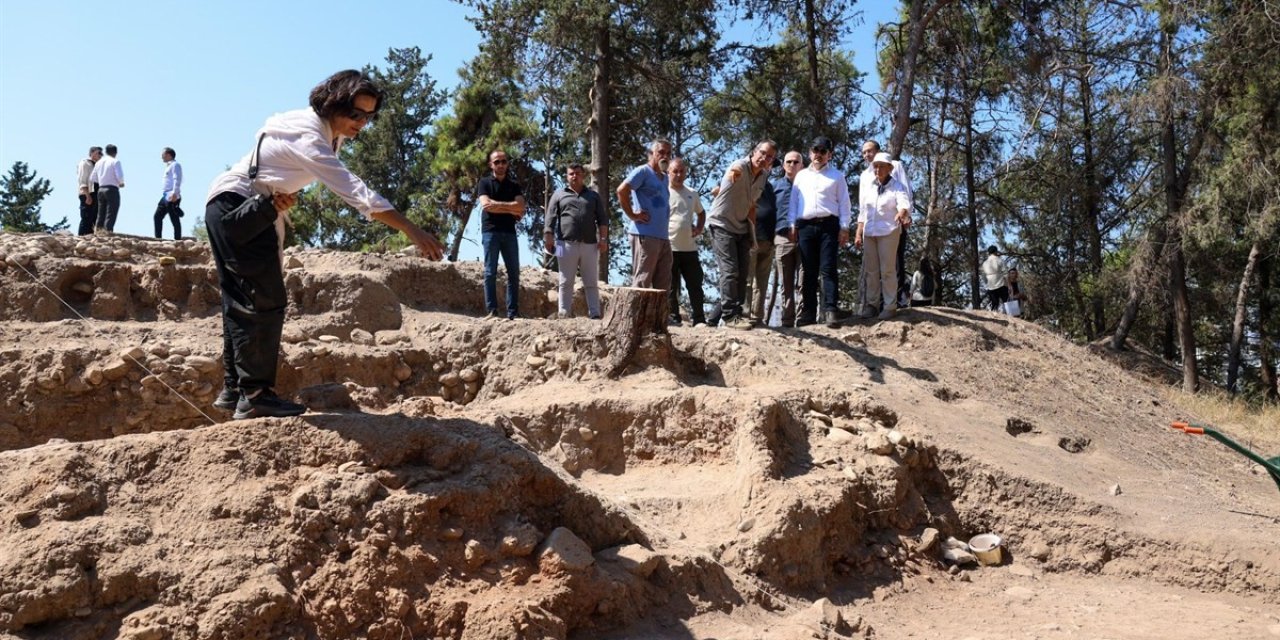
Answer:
[
  {"xmin": 608, "ymin": 136, "xmax": 918, "ymax": 329},
  {"xmin": 74, "ymin": 145, "xmax": 185, "ymax": 239}
]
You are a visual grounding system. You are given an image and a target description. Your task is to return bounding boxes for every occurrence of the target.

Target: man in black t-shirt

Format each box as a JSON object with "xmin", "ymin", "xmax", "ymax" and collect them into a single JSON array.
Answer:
[{"xmin": 477, "ymin": 149, "xmax": 526, "ymax": 319}]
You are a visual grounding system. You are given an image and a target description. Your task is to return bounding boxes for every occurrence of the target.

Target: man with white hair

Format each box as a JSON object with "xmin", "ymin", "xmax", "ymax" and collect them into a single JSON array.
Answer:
[{"xmin": 618, "ymin": 139, "xmax": 674, "ymax": 293}]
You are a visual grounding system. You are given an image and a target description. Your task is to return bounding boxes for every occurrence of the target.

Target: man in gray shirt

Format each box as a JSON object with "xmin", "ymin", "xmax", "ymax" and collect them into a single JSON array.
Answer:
[
  {"xmin": 706, "ymin": 140, "xmax": 777, "ymax": 329},
  {"xmin": 544, "ymin": 163, "xmax": 609, "ymax": 319}
]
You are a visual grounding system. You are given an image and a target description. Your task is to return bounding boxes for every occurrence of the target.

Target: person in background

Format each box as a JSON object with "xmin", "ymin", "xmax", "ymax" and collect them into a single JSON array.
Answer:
[
  {"xmin": 478, "ymin": 149, "xmax": 526, "ymax": 320},
  {"xmin": 204, "ymin": 69, "xmax": 444, "ymax": 419},
  {"xmin": 76, "ymin": 146, "xmax": 102, "ymax": 236},
  {"xmin": 89, "ymin": 144, "xmax": 124, "ymax": 233},
  {"xmin": 771, "ymin": 150, "xmax": 804, "ymax": 327},
  {"xmin": 981, "ymin": 245, "xmax": 1010, "ymax": 311},
  {"xmin": 789, "ymin": 136, "xmax": 852, "ymax": 328},
  {"xmin": 857, "ymin": 140, "xmax": 913, "ymax": 313},
  {"xmin": 666, "ymin": 157, "xmax": 707, "ymax": 327},
  {"xmin": 1006, "ymin": 267, "xmax": 1027, "ymax": 316},
  {"xmin": 617, "ymin": 139, "xmax": 674, "ymax": 294},
  {"xmin": 707, "ymin": 140, "xmax": 776, "ymax": 329},
  {"xmin": 154, "ymin": 147, "xmax": 184, "ymax": 239},
  {"xmin": 909, "ymin": 257, "xmax": 935, "ymax": 307},
  {"xmin": 855, "ymin": 152, "xmax": 911, "ymax": 321},
  {"xmin": 544, "ymin": 162, "xmax": 608, "ymax": 320}
]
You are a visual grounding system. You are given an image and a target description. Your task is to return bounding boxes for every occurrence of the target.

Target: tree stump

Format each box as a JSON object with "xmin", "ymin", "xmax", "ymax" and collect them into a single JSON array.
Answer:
[{"xmin": 602, "ymin": 286, "xmax": 668, "ymax": 378}]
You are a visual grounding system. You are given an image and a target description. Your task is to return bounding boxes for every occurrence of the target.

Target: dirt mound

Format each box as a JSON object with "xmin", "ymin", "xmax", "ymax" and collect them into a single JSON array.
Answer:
[{"xmin": 2, "ymin": 231, "xmax": 1278, "ymax": 639}]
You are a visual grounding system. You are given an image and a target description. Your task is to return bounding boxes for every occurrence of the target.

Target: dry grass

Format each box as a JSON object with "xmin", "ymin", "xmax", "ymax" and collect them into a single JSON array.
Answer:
[{"xmin": 1164, "ymin": 388, "xmax": 1280, "ymax": 448}]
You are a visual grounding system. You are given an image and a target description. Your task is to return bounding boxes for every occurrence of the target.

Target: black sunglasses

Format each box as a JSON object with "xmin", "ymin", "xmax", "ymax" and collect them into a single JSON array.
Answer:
[
  {"xmin": 784, "ymin": 159, "xmax": 802, "ymax": 164},
  {"xmin": 347, "ymin": 107, "xmax": 377, "ymax": 123}
]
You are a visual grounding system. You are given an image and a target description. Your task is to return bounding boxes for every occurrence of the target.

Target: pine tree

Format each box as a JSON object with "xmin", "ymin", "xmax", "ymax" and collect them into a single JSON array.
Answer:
[{"xmin": 0, "ymin": 161, "xmax": 64, "ymax": 233}]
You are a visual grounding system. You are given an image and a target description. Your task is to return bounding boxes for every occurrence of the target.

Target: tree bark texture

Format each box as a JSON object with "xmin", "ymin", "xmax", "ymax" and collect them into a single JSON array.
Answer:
[
  {"xmin": 1226, "ymin": 241, "xmax": 1261, "ymax": 394},
  {"xmin": 589, "ymin": 23, "xmax": 612, "ymax": 285},
  {"xmin": 1259, "ymin": 254, "xmax": 1278, "ymax": 401},
  {"xmin": 603, "ymin": 286, "xmax": 669, "ymax": 378}
]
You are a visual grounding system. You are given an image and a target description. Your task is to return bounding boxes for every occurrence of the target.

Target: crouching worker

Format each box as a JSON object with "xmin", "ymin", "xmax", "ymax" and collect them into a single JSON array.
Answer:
[{"xmin": 205, "ymin": 70, "xmax": 445, "ymax": 419}]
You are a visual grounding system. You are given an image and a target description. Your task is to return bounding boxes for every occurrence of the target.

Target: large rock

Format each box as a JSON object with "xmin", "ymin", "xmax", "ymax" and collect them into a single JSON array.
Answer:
[{"xmin": 538, "ymin": 527, "xmax": 594, "ymax": 573}]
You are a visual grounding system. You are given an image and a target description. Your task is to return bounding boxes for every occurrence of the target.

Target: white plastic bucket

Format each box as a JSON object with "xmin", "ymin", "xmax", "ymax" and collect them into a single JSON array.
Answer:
[{"xmin": 968, "ymin": 533, "xmax": 1003, "ymax": 566}]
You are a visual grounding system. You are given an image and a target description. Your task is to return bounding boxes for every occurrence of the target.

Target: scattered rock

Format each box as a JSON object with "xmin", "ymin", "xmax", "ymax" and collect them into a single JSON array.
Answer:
[
  {"xmin": 439, "ymin": 372, "xmax": 461, "ymax": 388},
  {"xmin": 826, "ymin": 428, "xmax": 857, "ymax": 445},
  {"xmin": 539, "ymin": 527, "xmax": 594, "ymax": 572},
  {"xmin": 918, "ymin": 528, "xmax": 940, "ymax": 552},
  {"xmin": 1109, "ymin": 483, "xmax": 1123, "ymax": 496},
  {"xmin": 864, "ymin": 432, "xmax": 895, "ymax": 456},
  {"xmin": 158, "ymin": 256, "xmax": 177, "ymax": 266},
  {"xmin": 459, "ymin": 368, "xmax": 480, "ymax": 383},
  {"xmin": 350, "ymin": 328, "xmax": 375, "ymax": 345},
  {"xmin": 317, "ymin": 335, "xmax": 341, "ymax": 344},
  {"xmin": 597, "ymin": 544, "xmax": 661, "ymax": 577},
  {"xmin": 526, "ymin": 355, "xmax": 548, "ymax": 368}
]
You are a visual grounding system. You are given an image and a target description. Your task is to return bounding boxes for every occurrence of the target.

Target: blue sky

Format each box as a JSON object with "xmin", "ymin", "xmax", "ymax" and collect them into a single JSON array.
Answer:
[{"xmin": 1, "ymin": 1, "xmax": 898, "ymax": 260}]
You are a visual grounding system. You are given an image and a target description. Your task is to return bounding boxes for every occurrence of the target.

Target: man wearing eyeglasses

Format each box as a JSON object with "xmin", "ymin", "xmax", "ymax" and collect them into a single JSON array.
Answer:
[
  {"xmin": 478, "ymin": 149, "xmax": 526, "ymax": 320},
  {"xmin": 771, "ymin": 150, "xmax": 804, "ymax": 327},
  {"xmin": 857, "ymin": 140, "xmax": 913, "ymax": 314},
  {"xmin": 788, "ymin": 137, "xmax": 852, "ymax": 329},
  {"xmin": 707, "ymin": 140, "xmax": 777, "ymax": 330}
]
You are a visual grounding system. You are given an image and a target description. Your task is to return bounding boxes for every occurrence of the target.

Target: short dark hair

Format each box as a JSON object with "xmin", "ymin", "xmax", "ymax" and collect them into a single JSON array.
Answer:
[
  {"xmin": 810, "ymin": 136, "xmax": 833, "ymax": 153},
  {"xmin": 309, "ymin": 70, "xmax": 384, "ymax": 120},
  {"xmin": 163, "ymin": 147, "xmax": 176, "ymax": 159},
  {"xmin": 105, "ymin": 144, "xmax": 118, "ymax": 156},
  {"xmin": 567, "ymin": 162, "xmax": 586, "ymax": 172},
  {"xmin": 987, "ymin": 245, "xmax": 999, "ymax": 255},
  {"xmin": 89, "ymin": 146, "xmax": 103, "ymax": 155}
]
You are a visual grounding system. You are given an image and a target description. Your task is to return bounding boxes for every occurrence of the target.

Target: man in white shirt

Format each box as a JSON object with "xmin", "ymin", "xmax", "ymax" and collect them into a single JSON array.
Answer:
[
  {"xmin": 154, "ymin": 147, "xmax": 184, "ymax": 239},
  {"xmin": 981, "ymin": 246, "xmax": 1010, "ymax": 311},
  {"xmin": 666, "ymin": 157, "xmax": 707, "ymax": 326},
  {"xmin": 788, "ymin": 136, "xmax": 852, "ymax": 328},
  {"xmin": 857, "ymin": 140, "xmax": 914, "ymax": 312},
  {"xmin": 88, "ymin": 144, "xmax": 125, "ymax": 233},
  {"xmin": 75, "ymin": 146, "xmax": 102, "ymax": 236}
]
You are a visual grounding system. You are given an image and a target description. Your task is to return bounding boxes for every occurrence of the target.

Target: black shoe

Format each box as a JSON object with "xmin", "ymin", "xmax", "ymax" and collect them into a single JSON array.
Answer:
[
  {"xmin": 213, "ymin": 386, "xmax": 239, "ymax": 410},
  {"xmin": 796, "ymin": 316, "xmax": 817, "ymax": 327},
  {"xmin": 233, "ymin": 389, "xmax": 306, "ymax": 420},
  {"xmin": 669, "ymin": 316, "xmax": 683, "ymax": 327},
  {"xmin": 825, "ymin": 310, "xmax": 841, "ymax": 328}
]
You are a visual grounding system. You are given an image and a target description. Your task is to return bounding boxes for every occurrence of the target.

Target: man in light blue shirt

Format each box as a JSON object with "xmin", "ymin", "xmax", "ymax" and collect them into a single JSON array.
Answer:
[
  {"xmin": 154, "ymin": 147, "xmax": 184, "ymax": 239},
  {"xmin": 616, "ymin": 139, "xmax": 673, "ymax": 292}
]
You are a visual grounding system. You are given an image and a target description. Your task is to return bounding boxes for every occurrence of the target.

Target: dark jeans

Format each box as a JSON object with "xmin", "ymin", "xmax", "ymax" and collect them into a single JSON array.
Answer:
[
  {"xmin": 710, "ymin": 225, "xmax": 751, "ymax": 320},
  {"xmin": 205, "ymin": 192, "xmax": 286, "ymax": 394},
  {"xmin": 483, "ymin": 231, "xmax": 520, "ymax": 317},
  {"xmin": 77, "ymin": 187, "xmax": 98, "ymax": 236},
  {"xmin": 896, "ymin": 224, "xmax": 911, "ymax": 306},
  {"xmin": 154, "ymin": 196, "xmax": 184, "ymax": 239},
  {"xmin": 986, "ymin": 285, "xmax": 1009, "ymax": 311},
  {"xmin": 669, "ymin": 250, "xmax": 706, "ymax": 323},
  {"xmin": 797, "ymin": 215, "xmax": 840, "ymax": 318},
  {"xmin": 96, "ymin": 185, "xmax": 120, "ymax": 231}
]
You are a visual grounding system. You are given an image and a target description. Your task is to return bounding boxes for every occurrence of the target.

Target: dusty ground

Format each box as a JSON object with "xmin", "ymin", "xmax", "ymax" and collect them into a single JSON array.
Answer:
[{"xmin": 0, "ymin": 231, "xmax": 1277, "ymax": 640}]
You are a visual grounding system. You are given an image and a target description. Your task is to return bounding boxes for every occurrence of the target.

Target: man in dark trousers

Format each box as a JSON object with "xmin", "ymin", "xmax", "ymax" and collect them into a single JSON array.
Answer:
[{"xmin": 75, "ymin": 146, "xmax": 102, "ymax": 236}]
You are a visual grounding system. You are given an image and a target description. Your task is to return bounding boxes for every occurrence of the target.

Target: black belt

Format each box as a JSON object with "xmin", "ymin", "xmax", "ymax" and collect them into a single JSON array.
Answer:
[{"xmin": 99, "ymin": 184, "xmax": 120, "ymax": 189}]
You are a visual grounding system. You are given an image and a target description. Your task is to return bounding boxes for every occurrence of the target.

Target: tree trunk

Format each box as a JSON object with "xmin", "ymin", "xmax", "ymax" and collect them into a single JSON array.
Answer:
[
  {"xmin": 802, "ymin": 0, "xmax": 827, "ymax": 131},
  {"xmin": 1111, "ymin": 224, "xmax": 1166, "ymax": 350},
  {"xmin": 447, "ymin": 194, "xmax": 470, "ymax": 262},
  {"xmin": 1160, "ymin": 24, "xmax": 1197, "ymax": 393},
  {"xmin": 1226, "ymin": 241, "xmax": 1261, "ymax": 394},
  {"xmin": 1079, "ymin": 63, "xmax": 1104, "ymax": 338},
  {"xmin": 964, "ymin": 105, "xmax": 980, "ymax": 309},
  {"xmin": 603, "ymin": 286, "xmax": 668, "ymax": 378},
  {"xmin": 1259, "ymin": 253, "xmax": 1278, "ymax": 401},
  {"xmin": 589, "ymin": 22, "xmax": 613, "ymax": 284},
  {"xmin": 889, "ymin": 0, "xmax": 926, "ymax": 157}
]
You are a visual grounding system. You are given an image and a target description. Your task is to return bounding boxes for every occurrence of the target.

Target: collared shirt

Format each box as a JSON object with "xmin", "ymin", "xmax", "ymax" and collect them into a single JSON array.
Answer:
[
  {"xmin": 787, "ymin": 164, "xmax": 852, "ymax": 229},
  {"xmin": 545, "ymin": 185, "xmax": 607, "ymax": 244},
  {"xmin": 861, "ymin": 176, "xmax": 911, "ymax": 237},
  {"xmin": 162, "ymin": 160, "xmax": 183, "ymax": 199},
  {"xmin": 622, "ymin": 164, "xmax": 669, "ymax": 239},
  {"xmin": 477, "ymin": 174, "xmax": 524, "ymax": 234},
  {"xmin": 206, "ymin": 107, "xmax": 392, "ymax": 220},
  {"xmin": 76, "ymin": 158, "xmax": 96, "ymax": 192},
  {"xmin": 858, "ymin": 161, "xmax": 911, "ymax": 223},
  {"xmin": 708, "ymin": 157, "xmax": 769, "ymax": 236},
  {"xmin": 90, "ymin": 155, "xmax": 124, "ymax": 188},
  {"xmin": 667, "ymin": 183, "xmax": 704, "ymax": 252},
  {"xmin": 769, "ymin": 175, "xmax": 794, "ymax": 236}
]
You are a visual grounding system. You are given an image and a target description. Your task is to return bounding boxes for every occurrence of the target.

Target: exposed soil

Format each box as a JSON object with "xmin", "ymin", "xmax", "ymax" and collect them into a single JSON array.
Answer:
[{"xmin": 1, "ymin": 231, "xmax": 1277, "ymax": 640}]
